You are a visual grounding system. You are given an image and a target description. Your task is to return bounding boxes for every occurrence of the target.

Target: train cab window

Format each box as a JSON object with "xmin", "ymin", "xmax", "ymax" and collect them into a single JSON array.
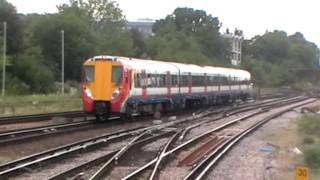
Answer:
[
  {"xmin": 112, "ymin": 66, "xmax": 123, "ymax": 86},
  {"xmin": 83, "ymin": 66, "xmax": 95, "ymax": 83}
]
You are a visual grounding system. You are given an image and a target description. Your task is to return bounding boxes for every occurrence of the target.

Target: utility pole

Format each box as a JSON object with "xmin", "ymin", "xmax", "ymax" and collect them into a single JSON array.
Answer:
[
  {"xmin": 61, "ymin": 30, "xmax": 64, "ymax": 95},
  {"xmin": 2, "ymin": 22, "xmax": 7, "ymax": 96}
]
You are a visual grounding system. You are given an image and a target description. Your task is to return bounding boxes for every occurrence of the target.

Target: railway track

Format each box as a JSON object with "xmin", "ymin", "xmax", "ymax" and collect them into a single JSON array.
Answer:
[
  {"xmin": 0, "ymin": 110, "xmax": 86, "ymax": 125},
  {"xmin": 183, "ymin": 99, "xmax": 315, "ymax": 180},
  {"xmin": 0, "ymin": 99, "xmax": 251, "ymax": 146},
  {"xmin": 0, "ymin": 96, "xmax": 308, "ymax": 179},
  {"xmin": 0, "ymin": 95, "xmax": 290, "ymax": 146},
  {"xmin": 117, "ymin": 98, "xmax": 314, "ymax": 180},
  {"xmin": 0, "ymin": 102, "xmax": 242, "ymax": 178},
  {"xmin": 0, "ymin": 120, "xmax": 97, "ymax": 145}
]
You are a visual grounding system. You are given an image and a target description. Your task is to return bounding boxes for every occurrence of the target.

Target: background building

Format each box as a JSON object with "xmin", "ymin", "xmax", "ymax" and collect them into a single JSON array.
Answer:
[
  {"xmin": 125, "ymin": 18, "xmax": 155, "ymax": 38},
  {"xmin": 223, "ymin": 29, "xmax": 244, "ymax": 66}
]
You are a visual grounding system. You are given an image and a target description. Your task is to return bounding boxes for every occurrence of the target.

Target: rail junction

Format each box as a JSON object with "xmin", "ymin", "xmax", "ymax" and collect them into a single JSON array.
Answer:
[{"xmin": 0, "ymin": 95, "xmax": 316, "ymax": 179}]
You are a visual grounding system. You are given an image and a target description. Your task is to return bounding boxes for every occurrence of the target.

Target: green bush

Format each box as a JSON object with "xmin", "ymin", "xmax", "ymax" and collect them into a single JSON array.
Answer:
[
  {"xmin": 6, "ymin": 77, "xmax": 30, "ymax": 95},
  {"xmin": 298, "ymin": 115, "xmax": 320, "ymax": 137},
  {"xmin": 304, "ymin": 145, "xmax": 320, "ymax": 168},
  {"xmin": 303, "ymin": 136, "xmax": 315, "ymax": 145},
  {"xmin": 10, "ymin": 49, "xmax": 55, "ymax": 94},
  {"xmin": 298, "ymin": 115, "xmax": 320, "ymax": 168}
]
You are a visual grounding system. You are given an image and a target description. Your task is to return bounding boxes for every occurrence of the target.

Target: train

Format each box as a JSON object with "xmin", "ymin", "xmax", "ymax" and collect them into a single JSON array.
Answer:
[{"xmin": 81, "ymin": 55, "xmax": 253, "ymax": 120}]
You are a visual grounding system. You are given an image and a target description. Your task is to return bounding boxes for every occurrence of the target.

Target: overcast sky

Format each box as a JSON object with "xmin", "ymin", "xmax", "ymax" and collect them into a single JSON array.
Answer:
[{"xmin": 7, "ymin": 0, "xmax": 320, "ymax": 47}]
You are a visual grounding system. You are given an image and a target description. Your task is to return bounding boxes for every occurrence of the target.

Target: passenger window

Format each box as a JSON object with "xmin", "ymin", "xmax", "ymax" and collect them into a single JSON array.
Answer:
[{"xmin": 180, "ymin": 75, "xmax": 188, "ymax": 87}]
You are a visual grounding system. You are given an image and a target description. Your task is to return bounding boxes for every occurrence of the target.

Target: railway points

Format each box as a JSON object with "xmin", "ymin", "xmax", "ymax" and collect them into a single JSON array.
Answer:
[{"xmin": 0, "ymin": 95, "xmax": 316, "ymax": 179}]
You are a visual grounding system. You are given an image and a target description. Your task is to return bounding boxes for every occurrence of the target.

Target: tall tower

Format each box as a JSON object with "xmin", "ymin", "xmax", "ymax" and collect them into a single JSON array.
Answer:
[{"xmin": 224, "ymin": 29, "xmax": 244, "ymax": 66}]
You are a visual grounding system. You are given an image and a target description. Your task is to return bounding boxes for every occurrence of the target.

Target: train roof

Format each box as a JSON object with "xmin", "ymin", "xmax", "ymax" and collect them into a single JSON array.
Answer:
[{"xmin": 86, "ymin": 55, "xmax": 251, "ymax": 80}]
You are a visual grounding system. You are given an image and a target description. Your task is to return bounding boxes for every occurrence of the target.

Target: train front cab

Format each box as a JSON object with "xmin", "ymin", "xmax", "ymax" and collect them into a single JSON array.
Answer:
[{"xmin": 82, "ymin": 58, "xmax": 123, "ymax": 120}]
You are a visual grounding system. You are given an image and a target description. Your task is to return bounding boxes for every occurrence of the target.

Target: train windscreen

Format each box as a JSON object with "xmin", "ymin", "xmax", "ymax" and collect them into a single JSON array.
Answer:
[
  {"xmin": 83, "ymin": 66, "xmax": 95, "ymax": 83},
  {"xmin": 112, "ymin": 66, "xmax": 123, "ymax": 86}
]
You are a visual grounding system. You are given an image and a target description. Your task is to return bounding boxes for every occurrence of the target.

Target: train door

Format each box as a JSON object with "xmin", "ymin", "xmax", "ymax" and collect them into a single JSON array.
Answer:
[
  {"xmin": 188, "ymin": 72, "xmax": 192, "ymax": 95},
  {"xmin": 204, "ymin": 73, "xmax": 207, "ymax": 93},
  {"xmin": 141, "ymin": 70, "xmax": 147, "ymax": 99},
  {"xmin": 166, "ymin": 71, "xmax": 171, "ymax": 97}
]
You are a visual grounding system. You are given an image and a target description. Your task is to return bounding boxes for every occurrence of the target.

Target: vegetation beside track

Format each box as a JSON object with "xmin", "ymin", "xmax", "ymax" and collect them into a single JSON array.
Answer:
[
  {"xmin": 0, "ymin": 94, "xmax": 82, "ymax": 116},
  {"xmin": 298, "ymin": 114, "xmax": 320, "ymax": 176},
  {"xmin": 0, "ymin": 0, "xmax": 319, "ymax": 95}
]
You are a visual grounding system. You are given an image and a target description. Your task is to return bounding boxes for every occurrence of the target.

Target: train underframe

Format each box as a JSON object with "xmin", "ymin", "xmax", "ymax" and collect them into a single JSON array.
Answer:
[{"xmin": 94, "ymin": 91, "xmax": 252, "ymax": 121}]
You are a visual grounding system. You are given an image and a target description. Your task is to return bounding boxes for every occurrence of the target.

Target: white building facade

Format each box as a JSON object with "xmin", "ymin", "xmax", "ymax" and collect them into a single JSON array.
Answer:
[{"xmin": 224, "ymin": 29, "xmax": 244, "ymax": 66}]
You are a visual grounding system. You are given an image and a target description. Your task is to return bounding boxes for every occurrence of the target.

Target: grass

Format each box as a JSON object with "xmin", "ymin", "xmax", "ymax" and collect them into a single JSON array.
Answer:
[
  {"xmin": 298, "ymin": 114, "xmax": 320, "ymax": 179},
  {"xmin": 0, "ymin": 94, "xmax": 82, "ymax": 116}
]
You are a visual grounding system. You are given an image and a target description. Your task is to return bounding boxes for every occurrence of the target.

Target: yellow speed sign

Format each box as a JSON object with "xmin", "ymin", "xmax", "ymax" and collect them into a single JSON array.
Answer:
[{"xmin": 296, "ymin": 166, "xmax": 309, "ymax": 180}]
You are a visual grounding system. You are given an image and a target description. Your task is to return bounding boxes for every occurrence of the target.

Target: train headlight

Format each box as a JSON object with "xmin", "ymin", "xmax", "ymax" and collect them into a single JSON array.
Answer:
[
  {"xmin": 112, "ymin": 89, "xmax": 121, "ymax": 100},
  {"xmin": 84, "ymin": 88, "xmax": 93, "ymax": 99}
]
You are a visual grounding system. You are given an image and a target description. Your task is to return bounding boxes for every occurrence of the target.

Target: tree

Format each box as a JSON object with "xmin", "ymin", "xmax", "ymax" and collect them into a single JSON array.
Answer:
[
  {"xmin": 29, "ymin": 8, "xmax": 97, "ymax": 81},
  {"xmin": 58, "ymin": 0, "xmax": 124, "ymax": 27},
  {"xmin": 30, "ymin": 0, "xmax": 131, "ymax": 81},
  {"xmin": 10, "ymin": 48, "xmax": 55, "ymax": 93},
  {"xmin": 131, "ymin": 29, "xmax": 147, "ymax": 57},
  {"xmin": 150, "ymin": 8, "xmax": 229, "ymax": 65},
  {"xmin": 242, "ymin": 30, "xmax": 320, "ymax": 87},
  {"xmin": 0, "ymin": 0, "xmax": 22, "ymax": 55}
]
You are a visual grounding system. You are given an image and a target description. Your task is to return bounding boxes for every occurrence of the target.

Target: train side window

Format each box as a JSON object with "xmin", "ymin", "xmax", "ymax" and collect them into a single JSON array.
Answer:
[
  {"xmin": 136, "ymin": 73, "xmax": 147, "ymax": 88},
  {"xmin": 204, "ymin": 74, "xmax": 208, "ymax": 86},
  {"xmin": 208, "ymin": 75, "xmax": 213, "ymax": 86},
  {"xmin": 193, "ymin": 76, "xmax": 197, "ymax": 86},
  {"xmin": 180, "ymin": 75, "xmax": 188, "ymax": 87},
  {"xmin": 220, "ymin": 76, "xmax": 226, "ymax": 85},
  {"xmin": 192, "ymin": 76, "xmax": 198, "ymax": 86},
  {"xmin": 192, "ymin": 75, "xmax": 205, "ymax": 86},
  {"xmin": 152, "ymin": 74, "xmax": 158, "ymax": 87},
  {"xmin": 172, "ymin": 75, "xmax": 178, "ymax": 87},
  {"xmin": 134, "ymin": 73, "xmax": 141, "ymax": 87},
  {"xmin": 213, "ymin": 75, "xmax": 219, "ymax": 85},
  {"xmin": 166, "ymin": 74, "xmax": 172, "ymax": 87},
  {"xmin": 147, "ymin": 74, "xmax": 157, "ymax": 87},
  {"xmin": 157, "ymin": 74, "xmax": 166, "ymax": 87},
  {"xmin": 155, "ymin": 74, "xmax": 160, "ymax": 87}
]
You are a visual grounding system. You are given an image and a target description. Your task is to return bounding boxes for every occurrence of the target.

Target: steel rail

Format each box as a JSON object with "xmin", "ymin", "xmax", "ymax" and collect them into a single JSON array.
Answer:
[
  {"xmin": 149, "ymin": 132, "xmax": 180, "ymax": 180},
  {"xmin": 121, "ymin": 110, "xmax": 261, "ymax": 180},
  {"xmin": 0, "ymin": 106, "xmax": 213, "ymax": 177},
  {"xmin": 0, "ymin": 106, "xmax": 206, "ymax": 178},
  {"xmin": 0, "ymin": 126, "xmax": 151, "ymax": 177},
  {"xmin": 48, "ymin": 130, "xmax": 174, "ymax": 180},
  {"xmin": 0, "ymin": 111, "xmax": 86, "ymax": 125},
  {"xmin": 122, "ymin": 97, "xmax": 312, "ymax": 180},
  {"xmin": 0, "ymin": 120, "xmax": 96, "ymax": 145},
  {"xmin": 178, "ymin": 96, "xmax": 305, "ymax": 141},
  {"xmin": 225, "ymin": 96, "xmax": 304, "ymax": 116},
  {"xmin": 184, "ymin": 99, "xmax": 316, "ymax": 180},
  {"xmin": 89, "ymin": 131, "xmax": 150, "ymax": 180},
  {"xmin": 0, "ymin": 96, "xmax": 305, "ymax": 179},
  {"xmin": 89, "ymin": 130, "xmax": 175, "ymax": 180}
]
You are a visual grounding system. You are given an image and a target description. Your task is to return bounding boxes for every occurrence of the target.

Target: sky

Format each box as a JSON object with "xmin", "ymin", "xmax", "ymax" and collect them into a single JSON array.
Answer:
[{"xmin": 7, "ymin": 0, "xmax": 320, "ymax": 47}]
